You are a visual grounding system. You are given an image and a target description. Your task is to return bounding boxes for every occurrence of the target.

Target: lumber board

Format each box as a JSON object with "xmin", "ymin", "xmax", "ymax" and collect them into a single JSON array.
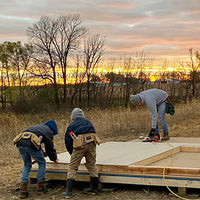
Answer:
[
  {"xmin": 180, "ymin": 146, "xmax": 200, "ymax": 152},
  {"xmin": 99, "ymin": 174, "xmax": 200, "ymax": 188},
  {"xmin": 30, "ymin": 171, "xmax": 90, "ymax": 181},
  {"xmin": 30, "ymin": 170, "xmax": 200, "ymax": 188},
  {"xmin": 132, "ymin": 146, "xmax": 180, "ymax": 166},
  {"xmin": 149, "ymin": 152, "xmax": 200, "ymax": 168},
  {"xmin": 31, "ymin": 163, "xmax": 200, "ymax": 177}
]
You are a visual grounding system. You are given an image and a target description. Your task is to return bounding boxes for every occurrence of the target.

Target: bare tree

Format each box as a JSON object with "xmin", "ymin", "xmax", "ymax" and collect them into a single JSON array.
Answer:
[
  {"xmin": 83, "ymin": 34, "xmax": 105, "ymax": 106},
  {"xmin": 28, "ymin": 60, "xmax": 55, "ymax": 85},
  {"xmin": 133, "ymin": 51, "xmax": 154, "ymax": 88},
  {"xmin": 27, "ymin": 15, "xmax": 87, "ymax": 104},
  {"xmin": 104, "ymin": 59, "xmax": 117, "ymax": 105},
  {"xmin": 70, "ymin": 54, "xmax": 86, "ymax": 106},
  {"xmin": 120, "ymin": 54, "xmax": 133, "ymax": 107},
  {"xmin": 0, "ymin": 53, "xmax": 6, "ymax": 109},
  {"xmin": 7, "ymin": 42, "xmax": 32, "ymax": 97},
  {"xmin": 52, "ymin": 15, "xmax": 87, "ymax": 102},
  {"xmin": 0, "ymin": 41, "xmax": 33, "ymax": 109},
  {"xmin": 120, "ymin": 51, "xmax": 153, "ymax": 107},
  {"xmin": 0, "ymin": 42, "xmax": 11, "ymax": 109},
  {"xmin": 189, "ymin": 48, "xmax": 200, "ymax": 97},
  {"xmin": 178, "ymin": 48, "xmax": 200, "ymax": 100},
  {"xmin": 27, "ymin": 16, "xmax": 60, "ymax": 104}
]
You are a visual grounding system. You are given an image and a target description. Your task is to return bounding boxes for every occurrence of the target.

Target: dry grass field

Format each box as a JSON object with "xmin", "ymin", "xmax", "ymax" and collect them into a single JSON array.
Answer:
[{"xmin": 1, "ymin": 100, "xmax": 200, "ymax": 199}]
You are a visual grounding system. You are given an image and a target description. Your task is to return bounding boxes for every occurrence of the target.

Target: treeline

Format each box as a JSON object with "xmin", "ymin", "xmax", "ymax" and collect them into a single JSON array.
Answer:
[
  {"xmin": 0, "ymin": 14, "xmax": 200, "ymax": 112},
  {"xmin": 1, "ymin": 78, "xmax": 200, "ymax": 113}
]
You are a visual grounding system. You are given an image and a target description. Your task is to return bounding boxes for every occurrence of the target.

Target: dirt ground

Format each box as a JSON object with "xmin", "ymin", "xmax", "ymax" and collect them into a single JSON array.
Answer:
[{"xmin": 4, "ymin": 181, "xmax": 200, "ymax": 200}]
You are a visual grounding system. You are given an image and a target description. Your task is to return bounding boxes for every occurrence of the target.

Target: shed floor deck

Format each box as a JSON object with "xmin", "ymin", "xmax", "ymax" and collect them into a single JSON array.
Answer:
[{"xmin": 30, "ymin": 137, "xmax": 200, "ymax": 189}]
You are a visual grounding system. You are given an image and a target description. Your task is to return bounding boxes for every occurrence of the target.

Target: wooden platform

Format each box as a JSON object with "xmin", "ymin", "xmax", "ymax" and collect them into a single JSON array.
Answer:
[{"xmin": 30, "ymin": 137, "xmax": 200, "ymax": 190}]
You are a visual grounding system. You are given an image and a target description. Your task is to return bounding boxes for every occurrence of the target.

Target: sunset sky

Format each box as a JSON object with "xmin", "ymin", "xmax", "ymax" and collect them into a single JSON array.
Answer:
[{"xmin": 1, "ymin": 0, "xmax": 200, "ymax": 60}]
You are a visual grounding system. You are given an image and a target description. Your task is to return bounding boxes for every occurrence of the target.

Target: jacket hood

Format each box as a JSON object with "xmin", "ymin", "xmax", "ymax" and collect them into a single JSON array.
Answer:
[{"xmin": 44, "ymin": 120, "xmax": 58, "ymax": 135}]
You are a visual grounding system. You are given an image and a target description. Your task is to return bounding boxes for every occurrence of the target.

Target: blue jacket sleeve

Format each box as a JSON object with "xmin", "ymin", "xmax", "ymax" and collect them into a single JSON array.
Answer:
[
  {"xmin": 43, "ymin": 133, "xmax": 57, "ymax": 161},
  {"xmin": 65, "ymin": 126, "xmax": 73, "ymax": 155}
]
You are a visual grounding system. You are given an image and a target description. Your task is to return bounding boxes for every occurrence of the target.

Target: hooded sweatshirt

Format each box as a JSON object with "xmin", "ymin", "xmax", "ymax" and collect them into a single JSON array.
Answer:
[
  {"xmin": 138, "ymin": 89, "xmax": 168, "ymax": 129},
  {"xmin": 17, "ymin": 123, "xmax": 57, "ymax": 161}
]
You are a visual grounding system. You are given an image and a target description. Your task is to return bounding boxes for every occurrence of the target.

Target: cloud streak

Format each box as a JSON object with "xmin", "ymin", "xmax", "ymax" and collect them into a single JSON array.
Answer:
[{"xmin": 0, "ymin": 0, "xmax": 200, "ymax": 58}]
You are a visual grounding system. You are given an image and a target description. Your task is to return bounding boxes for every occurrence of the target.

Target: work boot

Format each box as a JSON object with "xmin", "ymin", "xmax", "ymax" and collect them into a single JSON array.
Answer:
[
  {"xmin": 161, "ymin": 133, "xmax": 170, "ymax": 141},
  {"xmin": 37, "ymin": 180, "xmax": 48, "ymax": 194},
  {"xmin": 61, "ymin": 179, "xmax": 75, "ymax": 198},
  {"xmin": 83, "ymin": 177, "xmax": 99, "ymax": 195},
  {"xmin": 20, "ymin": 182, "xmax": 29, "ymax": 199},
  {"xmin": 154, "ymin": 134, "xmax": 160, "ymax": 141}
]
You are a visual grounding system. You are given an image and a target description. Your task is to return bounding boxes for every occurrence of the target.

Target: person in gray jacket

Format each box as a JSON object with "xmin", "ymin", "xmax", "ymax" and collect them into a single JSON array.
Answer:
[{"xmin": 130, "ymin": 89, "xmax": 169, "ymax": 141}]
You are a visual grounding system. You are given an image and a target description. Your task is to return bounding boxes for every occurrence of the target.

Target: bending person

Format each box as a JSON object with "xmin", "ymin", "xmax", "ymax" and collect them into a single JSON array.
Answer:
[
  {"xmin": 130, "ymin": 88, "xmax": 170, "ymax": 141},
  {"xmin": 13, "ymin": 120, "xmax": 58, "ymax": 199}
]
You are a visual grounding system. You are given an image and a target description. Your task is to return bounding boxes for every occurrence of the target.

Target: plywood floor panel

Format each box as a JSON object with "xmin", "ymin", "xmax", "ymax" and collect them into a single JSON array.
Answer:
[{"xmin": 46, "ymin": 142, "xmax": 181, "ymax": 166}]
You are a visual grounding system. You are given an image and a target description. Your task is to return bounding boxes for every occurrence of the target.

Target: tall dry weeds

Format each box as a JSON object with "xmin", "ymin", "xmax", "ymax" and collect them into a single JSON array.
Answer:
[
  {"xmin": 168, "ymin": 100, "xmax": 200, "ymax": 137},
  {"xmin": 1, "ymin": 100, "xmax": 200, "ymax": 149}
]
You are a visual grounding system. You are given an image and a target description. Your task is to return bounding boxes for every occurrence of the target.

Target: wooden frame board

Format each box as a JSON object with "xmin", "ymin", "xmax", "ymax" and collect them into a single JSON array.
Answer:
[{"xmin": 29, "ymin": 140, "xmax": 200, "ymax": 189}]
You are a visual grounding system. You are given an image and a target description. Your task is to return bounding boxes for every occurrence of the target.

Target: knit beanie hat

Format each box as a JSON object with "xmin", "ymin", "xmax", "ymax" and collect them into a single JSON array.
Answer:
[
  {"xmin": 130, "ymin": 94, "xmax": 140, "ymax": 106},
  {"xmin": 71, "ymin": 108, "xmax": 85, "ymax": 120},
  {"xmin": 44, "ymin": 120, "xmax": 58, "ymax": 135}
]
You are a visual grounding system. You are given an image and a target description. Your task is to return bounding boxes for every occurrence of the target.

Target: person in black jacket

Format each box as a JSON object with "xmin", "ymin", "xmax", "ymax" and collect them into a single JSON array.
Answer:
[
  {"xmin": 14, "ymin": 120, "xmax": 58, "ymax": 199},
  {"xmin": 62, "ymin": 108, "xmax": 99, "ymax": 198}
]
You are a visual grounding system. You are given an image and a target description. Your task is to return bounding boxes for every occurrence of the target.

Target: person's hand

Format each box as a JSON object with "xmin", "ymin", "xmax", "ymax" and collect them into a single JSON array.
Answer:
[
  {"xmin": 43, "ymin": 151, "xmax": 47, "ymax": 157},
  {"xmin": 54, "ymin": 159, "xmax": 59, "ymax": 163}
]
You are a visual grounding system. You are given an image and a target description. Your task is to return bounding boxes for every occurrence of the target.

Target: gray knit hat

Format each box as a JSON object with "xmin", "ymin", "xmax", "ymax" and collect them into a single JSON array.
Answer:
[
  {"xmin": 130, "ymin": 94, "xmax": 140, "ymax": 106},
  {"xmin": 71, "ymin": 108, "xmax": 85, "ymax": 120}
]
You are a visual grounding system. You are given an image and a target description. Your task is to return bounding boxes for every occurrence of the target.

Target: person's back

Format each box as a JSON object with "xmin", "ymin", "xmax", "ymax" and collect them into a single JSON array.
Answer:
[
  {"xmin": 65, "ymin": 117, "xmax": 96, "ymax": 154},
  {"xmin": 138, "ymin": 89, "xmax": 168, "ymax": 108},
  {"xmin": 62, "ymin": 108, "xmax": 100, "ymax": 198},
  {"xmin": 13, "ymin": 120, "xmax": 58, "ymax": 199},
  {"xmin": 24, "ymin": 122, "xmax": 57, "ymax": 161}
]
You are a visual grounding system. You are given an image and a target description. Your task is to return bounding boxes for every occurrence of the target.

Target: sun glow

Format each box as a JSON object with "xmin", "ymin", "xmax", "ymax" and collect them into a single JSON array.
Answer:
[{"xmin": 0, "ymin": 55, "xmax": 197, "ymax": 87}]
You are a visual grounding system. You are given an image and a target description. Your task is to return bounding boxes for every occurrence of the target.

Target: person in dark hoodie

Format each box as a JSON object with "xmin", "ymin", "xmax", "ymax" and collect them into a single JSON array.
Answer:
[
  {"xmin": 13, "ymin": 120, "xmax": 58, "ymax": 199},
  {"xmin": 62, "ymin": 108, "xmax": 100, "ymax": 198}
]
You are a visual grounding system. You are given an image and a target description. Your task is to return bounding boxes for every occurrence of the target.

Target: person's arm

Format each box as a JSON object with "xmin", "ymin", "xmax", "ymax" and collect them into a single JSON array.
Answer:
[
  {"xmin": 146, "ymin": 100, "xmax": 158, "ymax": 130},
  {"xmin": 43, "ymin": 134, "xmax": 57, "ymax": 162},
  {"xmin": 150, "ymin": 106, "xmax": 158, "ymax": 129},
  {"xmin": 65, "ymin": 127, "xmax": 73, "ymax": 155}
]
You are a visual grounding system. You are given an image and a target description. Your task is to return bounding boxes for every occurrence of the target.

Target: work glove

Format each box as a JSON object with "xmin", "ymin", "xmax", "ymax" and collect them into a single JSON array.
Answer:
[{"xmin": 148, "ymin": 128, "xmax": 155, "ymax": 138}]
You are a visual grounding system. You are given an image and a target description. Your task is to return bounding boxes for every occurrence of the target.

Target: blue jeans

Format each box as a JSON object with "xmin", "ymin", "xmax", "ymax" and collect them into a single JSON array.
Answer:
[
  {"xmin": 155, "ymin": 102, "xmax": 168, "ymax": 134},
  {"xmin": 18, "ymin": 146, "xmax": 46, "ymax": 182}
]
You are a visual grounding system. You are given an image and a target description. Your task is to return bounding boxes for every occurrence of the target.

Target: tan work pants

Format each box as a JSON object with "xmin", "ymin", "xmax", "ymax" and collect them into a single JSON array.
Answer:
[{"xmin": 67, "ymin": 142, "xmax": 98, "ymax": 179}]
